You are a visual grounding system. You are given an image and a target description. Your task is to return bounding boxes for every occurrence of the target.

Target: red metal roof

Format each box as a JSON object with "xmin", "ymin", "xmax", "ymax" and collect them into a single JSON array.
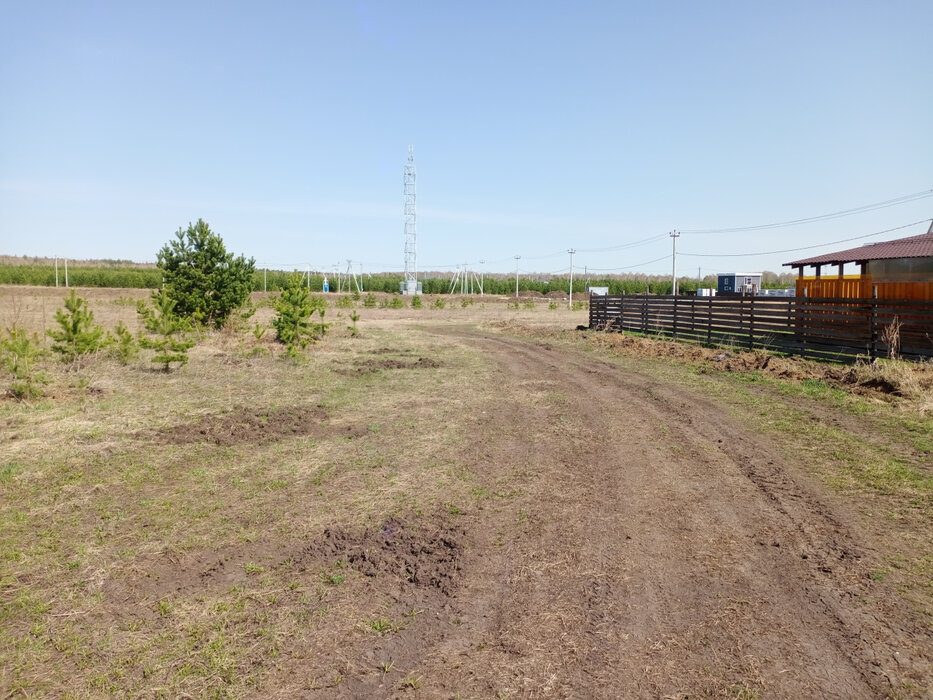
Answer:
[{"xmin": 785, "ymin": 221, "xmax": 933, "ymax": 267}]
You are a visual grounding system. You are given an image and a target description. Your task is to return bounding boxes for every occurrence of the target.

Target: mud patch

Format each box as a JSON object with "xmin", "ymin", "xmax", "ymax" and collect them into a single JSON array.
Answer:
[
  {"xmin": 335, "ymin": 357, "xmax": 442, "ymax": 376},
  {"xmin": 301, "ymin": 518, "xmax": 463, "ymax": 595},
  {"xmin": 146, "ymin": 405, "xmax": 367, "ymax": 446}
]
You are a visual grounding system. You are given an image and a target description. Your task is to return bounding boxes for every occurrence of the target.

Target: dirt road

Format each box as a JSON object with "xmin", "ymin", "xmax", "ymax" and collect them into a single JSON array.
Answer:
[{"xmin": 302, "ymin": 328, "xmax": 930, "ymax": 699}]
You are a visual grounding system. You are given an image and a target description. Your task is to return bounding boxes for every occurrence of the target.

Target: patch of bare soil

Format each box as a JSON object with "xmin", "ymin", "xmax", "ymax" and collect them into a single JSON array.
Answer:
[
  {"xmin": 146, "ymin": 405, "xmax": 367, "ymax": 446},
  {"xmin": 300, "ymin": 518, "xmax": 464, "ymax": 596},
  {"xmin": 280, "ymin": 329, "xmax": 931, "ymax": 698},
  {"xmin": 335, "ymin": 357, "xmax": 441, "ymax": 376},
  {"xmin": 109, "ymin": 517, "xmax": 462, "ymax": 608}
]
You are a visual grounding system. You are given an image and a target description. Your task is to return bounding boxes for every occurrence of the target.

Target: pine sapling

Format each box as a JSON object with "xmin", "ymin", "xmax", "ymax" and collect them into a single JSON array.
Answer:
[
  {"xmin": 47, "ymin": 290, "xmax": 108, "ymax": 363},
  {"xmin": 108, "ymin": 321, "xmax": 139, "ymax": 365},
  {"xmin": 272, "ymin": 272, "xmax": 318, "ymax": 353},
  {"xmin": 1, "ymin": 326, "xmax": 48, "ymax": 399},
  {"xmin": 315, "ymin": 307, "xmax": 332, "ymax": 339},
  {"xmin": 137, "ymin": 291, "xmax": 195, "ymax": 371},
  {"xmin": 348, "ymin": 310, "xmax": 361, "ymax": 337}
]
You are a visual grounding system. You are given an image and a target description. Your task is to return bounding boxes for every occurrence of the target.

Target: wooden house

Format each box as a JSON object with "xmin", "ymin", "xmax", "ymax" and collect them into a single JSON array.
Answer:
[{"xmin": 785, "ymin": 222, "xmax": 933, "ymax": 299}]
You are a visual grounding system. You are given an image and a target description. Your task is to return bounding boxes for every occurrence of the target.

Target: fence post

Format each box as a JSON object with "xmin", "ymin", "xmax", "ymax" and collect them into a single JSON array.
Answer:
[
  {"xmin": 870, "ymin": 285, "xmax": 878, "ymax": 359},
  {"xmin": 642, "ymin": 292, "xmax": 648, "ymax": 334},
  {"xmin": 800, "ymin": 287, "xmax": 808, "ymax": 357},
  {"xmin": 672, "ymin": 294, "xmax": 678, "ymax": 341},
  {"xmin": 748, "ymin": 295, "xmax": 755, "ymax": 350},
  {"xmin": 707, "ymin": 297, "xmax": 713, "ymax": 345}
]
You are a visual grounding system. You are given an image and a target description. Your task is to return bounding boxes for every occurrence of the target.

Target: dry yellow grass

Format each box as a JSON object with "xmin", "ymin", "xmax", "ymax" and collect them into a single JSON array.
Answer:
[{"xmin": 1, "ymin": 285, "xmax": 930, "ymax": 698}]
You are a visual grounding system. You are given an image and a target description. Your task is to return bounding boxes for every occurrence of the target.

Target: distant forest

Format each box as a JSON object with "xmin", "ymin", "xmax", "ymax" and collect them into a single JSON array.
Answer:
[{"xmin": 0, "ymin": 257, "xmax": 796, "ymax": 295}]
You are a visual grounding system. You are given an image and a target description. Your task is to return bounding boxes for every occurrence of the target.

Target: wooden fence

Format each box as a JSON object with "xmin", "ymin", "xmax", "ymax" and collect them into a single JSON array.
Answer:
[
  {"xmin": 589, "ymin": 294, "xmax": 933, "ymax": 362},
  {"xmin": 795, "ymin": 277, "xmax": 933, "ymax": 301}
]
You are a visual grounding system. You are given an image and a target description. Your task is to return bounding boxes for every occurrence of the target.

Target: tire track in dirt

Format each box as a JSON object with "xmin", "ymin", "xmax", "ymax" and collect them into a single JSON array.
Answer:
[{"xmin": 413, "ymin": 329, "xmax": 929, "ymax": 698}]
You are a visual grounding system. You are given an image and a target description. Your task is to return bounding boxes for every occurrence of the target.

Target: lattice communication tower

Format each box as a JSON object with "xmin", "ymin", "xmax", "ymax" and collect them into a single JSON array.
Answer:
[{"xmin": 401, "ymin": 145, "xmax": 421, "ymax": 294}]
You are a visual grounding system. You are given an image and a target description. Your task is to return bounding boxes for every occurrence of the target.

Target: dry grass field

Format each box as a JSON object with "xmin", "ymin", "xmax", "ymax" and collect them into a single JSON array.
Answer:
[{"xmin": 1, "ymin": 285, "xmax": 931, "ymax": 699}]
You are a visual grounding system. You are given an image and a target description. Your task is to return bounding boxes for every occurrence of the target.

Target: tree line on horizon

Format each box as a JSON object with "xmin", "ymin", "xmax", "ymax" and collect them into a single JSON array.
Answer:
[
  {"xmin": 0, "ymin": 228, "xmax": 796, "ymax": 295},
  {"xmin": 0, "ymin": 263, "xmax": 796, "ymax": 295}
]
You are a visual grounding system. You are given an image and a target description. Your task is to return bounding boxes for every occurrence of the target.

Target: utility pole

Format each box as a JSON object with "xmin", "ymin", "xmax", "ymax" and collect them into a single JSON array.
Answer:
[
  {"xmin": 514, "ymin": 256, "xmax": 521, "ymax": 298},
  {"xmin": 55, "ymin": 258, "xmax": 59, "ymax": 287},
  {"xmin": 568, "ymin": 248, "xmax": 576, "ymax": 309},
  {"xmin": 670, "ymin": 230, "xmax": 680, "ymax": 295},
  {"xmin": 479, "ymin": 260, "xmax": 485, "ymax": 296}
]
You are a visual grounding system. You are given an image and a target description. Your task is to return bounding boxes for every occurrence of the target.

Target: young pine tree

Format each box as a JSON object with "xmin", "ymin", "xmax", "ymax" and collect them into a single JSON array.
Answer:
[
  {"xmin": 272, "ymin": 272, "xmax": 321, "ymax": 354},
  {"xmin": 137, "ymin": 291, "xmax": 195, "ymax": 371},
  {"xmin": 108, "ymin": 321, "xmax": 139, "ymax": 365},
  {"xmin": 0, "ymin": 327, "xmax": 48, "ymax": 399},
  {"xmin": 47, "ymin": 290, "xmax": 108, "ymax": 363}
]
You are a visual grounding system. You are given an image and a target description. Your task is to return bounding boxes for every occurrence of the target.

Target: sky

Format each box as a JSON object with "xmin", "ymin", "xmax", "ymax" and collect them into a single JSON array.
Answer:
[{"xmin": 1, "ymin": 1, "xmax": 932, "ymax": 279}]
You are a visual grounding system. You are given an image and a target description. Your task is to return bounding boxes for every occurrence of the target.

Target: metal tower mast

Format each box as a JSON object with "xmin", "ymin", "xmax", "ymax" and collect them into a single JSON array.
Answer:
[{"xmin": 402, "ymin": 145, "xmax": 419, "ymax": 295}]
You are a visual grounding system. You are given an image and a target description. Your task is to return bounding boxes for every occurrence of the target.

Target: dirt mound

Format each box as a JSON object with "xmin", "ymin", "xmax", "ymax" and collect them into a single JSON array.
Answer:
[
  {"xmin": 577, "ymin": 328, "xmax": 933, "ymax": 404},
  {"xmin": 545, "ymin": 290, "xmax": 568, "ymax": 298},
  {"xmin": 147, "ymin": 405, "xmax": 367, "ymax": 446},
  {"xmin": 303, "ymin": 518, "xmax": 463, "ymax": 595},
  {"xmin": 370, "ymin": 347, "xmax": 414, "ymax": 355},
  {"xmin": 335, "ymin": 357, "xmax": 441, "ymax": 375}
]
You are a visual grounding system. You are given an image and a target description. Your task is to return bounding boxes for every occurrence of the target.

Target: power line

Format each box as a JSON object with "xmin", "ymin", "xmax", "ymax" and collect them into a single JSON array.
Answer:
[
  {"xmin": 680, "ymin": 219, "xmax": 932, "ymax": 258},
  {"xmin": 578, "ymin": 232, "xmax": 669, "ymax": 253},
  {"xmin": 585, "ymin": 253, "xmax": 672, "ymax": 272},
  {"xmin": 680, "ymin": 188, "xmax": 933, "ymax": 235}
]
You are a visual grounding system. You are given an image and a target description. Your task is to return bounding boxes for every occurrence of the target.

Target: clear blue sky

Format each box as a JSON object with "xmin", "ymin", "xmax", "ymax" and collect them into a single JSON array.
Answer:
[{"xmin": 1, "ymin": 1, "xmax": 931, "ymax": 278}]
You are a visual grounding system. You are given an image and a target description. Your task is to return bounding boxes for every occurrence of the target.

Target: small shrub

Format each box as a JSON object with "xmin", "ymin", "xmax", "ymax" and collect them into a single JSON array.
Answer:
[
  {"xmin": 109, "ymin": 321, "xmax": 138, "ymax": 365},
  {"xmin": 548, "ymin": 301, "xmax": 559, "ymax": 310},
  {"xmin": 314, "ymin": 308, "xmax": 333, "ymax": 339},
  {"xmin": 363, "ymin": 293, "xmax": 377, "ymax": 308},
  {"xmin": 348, "ymin": 310, "xmax": 360, "ymax": 337},
  {"xmin": 335, "ymin": 295, "xmax": 355, "ymax": 309},
  {"xmin": 223, "ymin": 300, "xmax": 257, "ymax": 334},
  {"xmin": 47, "ymin": 290, "xmax": 108, "ymax": 363},
  {"xmin": 137, "ymin": 291, "xmax": 195, "ymax": 371},
  {"xmin": 410, "ymin": 295, "xmax": 423, "ymax": 309},
  {"xmin": 523, "ymin": 301, "xmax": 535, "ymax": 310},
  {"xmin": 882, "ymin": 316, "xmax": 902, "ymax": 360},
  {"xmin": 0, "ymin": 327, "xmax": 48, "ymax": 399},
  {"xmin": 432, "ymin": 298, "xmax": 446, "ymax": 309},
  {"xmin": 272, "ymin": 272, "xmax": 321, "ymax": 353}
]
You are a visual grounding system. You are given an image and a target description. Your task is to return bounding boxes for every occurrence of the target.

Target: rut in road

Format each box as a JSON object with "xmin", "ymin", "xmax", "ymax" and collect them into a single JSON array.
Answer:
[{"xmin": 407, "ymin": 330, "xmax": 925, "ymax": 699}]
